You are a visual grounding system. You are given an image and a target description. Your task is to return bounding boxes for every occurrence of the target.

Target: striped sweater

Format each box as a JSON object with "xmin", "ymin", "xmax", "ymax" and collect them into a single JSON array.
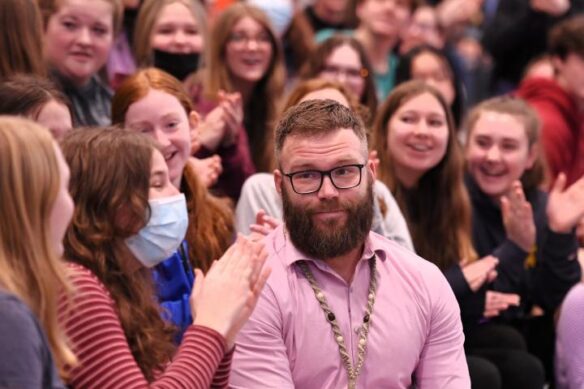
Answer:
[{"xmin": 58, "ymin": 263, "xmax": 232, "ymax": 388}]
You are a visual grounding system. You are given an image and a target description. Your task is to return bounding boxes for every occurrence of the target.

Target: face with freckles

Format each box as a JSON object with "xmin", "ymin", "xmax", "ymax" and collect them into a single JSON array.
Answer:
[
  {"xmin": 275, "ymin": 128, "xmax": 375, "ymax": 259},
  {"xmin": 124, "ymin": 89, "xmax": 193, "ymax": 188},
  {"xmin": 466, "ymin": 111, "xmax": 537, "ymax": 200}
]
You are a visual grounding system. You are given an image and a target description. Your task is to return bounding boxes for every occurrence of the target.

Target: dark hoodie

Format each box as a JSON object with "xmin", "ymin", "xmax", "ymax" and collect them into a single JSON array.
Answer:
[
  {"xmin": 516, "ymin": 77, "xmax": 584, "ymax": 187},
  {"xmin": 466, "ymin": 174, "xmax": 581, "ymax": 322}
]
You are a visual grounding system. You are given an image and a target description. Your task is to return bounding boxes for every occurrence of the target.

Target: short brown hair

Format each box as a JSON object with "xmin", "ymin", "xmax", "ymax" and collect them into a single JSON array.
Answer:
[
  {"xmin": 549, "ymin": 15, "xmax": 584, "ymax": 60},
  {"xmin": 464, "ymin": 95, "xmax": 546, "ymax": 191},
  {"xmin": 274, "ymin": 99, "xmax": 368, "ymax": 164}
]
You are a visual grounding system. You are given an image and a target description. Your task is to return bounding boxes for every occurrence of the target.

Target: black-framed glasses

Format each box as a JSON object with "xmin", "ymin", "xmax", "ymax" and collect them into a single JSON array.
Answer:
[{"xmin": 283, "ymin": 164, "xmax": 365, "ymax": 194}]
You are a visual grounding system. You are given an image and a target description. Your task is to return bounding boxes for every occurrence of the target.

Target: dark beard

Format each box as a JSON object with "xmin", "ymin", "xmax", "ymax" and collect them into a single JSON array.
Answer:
[{"xmin": 282, "ymin": 180, "xmax": 374, "ymax": 260}]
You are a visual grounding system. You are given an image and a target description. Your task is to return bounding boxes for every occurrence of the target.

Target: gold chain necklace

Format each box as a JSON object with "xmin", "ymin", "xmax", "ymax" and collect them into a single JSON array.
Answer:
[{"xmin": 297, "ymin": 256, "xmax": 377, "ymax": 389}]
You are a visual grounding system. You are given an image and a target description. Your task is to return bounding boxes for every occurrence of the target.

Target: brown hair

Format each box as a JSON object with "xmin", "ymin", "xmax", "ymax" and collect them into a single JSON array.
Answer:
[
  {"xmin": 282, "ymin": 78, "xmax": 370, "ymax": 127},
  {"xmin": 0, "ymin": 117, "xmax": 76, "ymax": 377},
  {"xmin": 300, "ymin": 35, "xmax": 378, "ymax": 121},
  {"xmin": 133, "ymin": 0, "xmax": 208, "ymax": 67},
  {"xmin": 0, "ymin": 0, "xmax": 46, "ymax": 80},
  {"xmin": 464, "ymin": 96, "xmax": 546, "ymax": 192},
  {"xmin": 0, "ymin": 74, "xmax": 71, "ymax": 119},
  {"xmin": 203, "ymin": 3, "xmax": 286, "ymax": 172},
  {"xmin": 112, "ymin": 68, "xmax": 234, "ymax": 272},
  {"xmin": 275, "ymin": 99, "xmax": 368, "ymax": 165},
  {"xmin": 60, "ymin": 128, "xmax": 175, "ymax": 381},
  {"xmin": 549, "ymin": 15, "xmax": 584, "ymax": 60},
  {"xmin": 37, "ymin": 0, "xmax": 124, "ymax": 35},
  {"xmin": 372, "ymin": 80, "xmax": 476, "ymax": 269}
]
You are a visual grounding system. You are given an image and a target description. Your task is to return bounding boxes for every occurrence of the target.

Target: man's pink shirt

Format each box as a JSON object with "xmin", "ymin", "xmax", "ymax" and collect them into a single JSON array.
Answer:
[{"xmin": 230, "ymin": 226, "xmax": 470, "ymax": 388}]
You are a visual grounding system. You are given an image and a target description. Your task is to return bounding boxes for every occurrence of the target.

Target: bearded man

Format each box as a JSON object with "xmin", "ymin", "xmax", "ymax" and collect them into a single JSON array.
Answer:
[{"xmin": 229, "ymin": 99, "xmax": 470, "ymax": 388}]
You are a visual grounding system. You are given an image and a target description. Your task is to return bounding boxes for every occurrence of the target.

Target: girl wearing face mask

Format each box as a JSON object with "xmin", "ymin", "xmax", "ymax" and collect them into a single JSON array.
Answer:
[
  {"xmin": 0, "ymin": 75, "xmax": 73, "ymax": 140},
  {"xmin": 38, "ymin": 0, "xmax": 123, "ymax": 127},
  {"xmin": 187, "ymin": 3, "xmax": 286, "ymax": 181},
  {"xmin": 300, "ymin": 36, "xmax": 378, "ymax": 123},
  {"xmin": 0, "ymin": 117, "xmax": 76, "ymax": 388},
  {"xmin": 112, "ymin": 68, "xmax": 235, "ymax": 336},
  {"xmin": 465, "ymin": 96, "xmax": 584, "ymax": 381},
  {"xmin": 372, "ymin": 81, "xmax": 546, "ymax": 389},
  {"xmin": 58, "ymin": 128, "xmax": 269, "ymax": 388},
  {"xmin": 134, "ymin": 0, "xmax": 207, "ymax": 82}
]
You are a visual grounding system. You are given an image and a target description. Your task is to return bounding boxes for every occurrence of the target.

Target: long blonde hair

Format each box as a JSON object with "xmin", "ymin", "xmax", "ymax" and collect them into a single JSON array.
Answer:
[{"xmin": 0, "ymin": 116, "xmax": 76, "ymax": 376}]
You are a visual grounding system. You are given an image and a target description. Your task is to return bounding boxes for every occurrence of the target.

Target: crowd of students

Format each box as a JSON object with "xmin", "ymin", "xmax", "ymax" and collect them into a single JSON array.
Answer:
[{"xmin": 1, "ymin": 0, "xmax": 584, "ymax": 388}]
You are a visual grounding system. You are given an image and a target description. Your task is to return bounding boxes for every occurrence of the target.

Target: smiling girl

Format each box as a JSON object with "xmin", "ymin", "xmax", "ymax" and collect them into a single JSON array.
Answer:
[
  {"xmin": 465, "ymin": 95, "xmax": 584, "ymax": 381},
  {"xmin": 38, "ymin": 0, "xmax": 122, "ymax": 126}
]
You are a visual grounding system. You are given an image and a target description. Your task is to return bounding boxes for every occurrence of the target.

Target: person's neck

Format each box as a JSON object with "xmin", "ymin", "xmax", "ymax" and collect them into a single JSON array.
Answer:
[
  {"xmin": 395, "ymin": 165, "xmax": 422, "ymax": 190},
  {"xmin": 354, "ymin": 28, "xmax": 396, "ymax": 73},
  {"xmin": 230, "ymin": 76, "xmax": 254, "ymax": 105},
  {"xmin": 323, "ymin": 244, "xmax": 364, "ymax": 284},
  {"xmin": 556, "ymin": 74, "xmax": 584, "ymax": 113}
]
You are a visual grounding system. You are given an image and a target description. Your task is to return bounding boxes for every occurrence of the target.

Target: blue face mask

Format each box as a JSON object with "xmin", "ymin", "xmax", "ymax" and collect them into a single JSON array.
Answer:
[{"xmin": 126, "ymin": 194, "xmax": 189, "ymax": 268}]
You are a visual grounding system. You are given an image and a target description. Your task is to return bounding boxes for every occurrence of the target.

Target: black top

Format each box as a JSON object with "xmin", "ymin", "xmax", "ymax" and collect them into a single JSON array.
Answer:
[
  {"xmin": 466, "ymin": 174, "xmax": 581, "ymax": 322},
  {"xmin": 0, "ymin": 289, "xmax": 66, "ymax": 389}
]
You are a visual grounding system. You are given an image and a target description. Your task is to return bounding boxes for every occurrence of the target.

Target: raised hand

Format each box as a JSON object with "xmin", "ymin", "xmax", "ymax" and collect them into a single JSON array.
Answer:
[
  {"xmin": 190, "ymin": 235, "xmax": 271, "ymax": 349},
  {"xmin": 483, "ymin": 291, "xmax": 520, "ymax": 318},
  {"xmin": 547, "ymin": 173, "xmax": 584, "ymax": 234},
  {"xmin": 530, "ymin": 0, "xmax": 570, "ymax": 16},
  {"xmin": 501, "ymin": 180, "xmax": 536, "ymax": 252},
  {"xmin": 188, "ymin": 155, "xmax": 222, "ymax": 188},
  {"xmin": 461, "ymin": 256, "xmax": 499, "ymax": 292},
  {"xmin": 249, "ymin": 209, "xmax": 281, "ymax": 241}
]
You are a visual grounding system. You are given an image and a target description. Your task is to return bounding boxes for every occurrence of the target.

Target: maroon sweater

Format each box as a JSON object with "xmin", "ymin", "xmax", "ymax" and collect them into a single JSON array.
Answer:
[
  {"xmin": 516, "ymin": 77, "xmax": 584, "ymax": 187},
  {"xmin": 58, "ymin": 263, "xmax": 233, "ymax": 389}
]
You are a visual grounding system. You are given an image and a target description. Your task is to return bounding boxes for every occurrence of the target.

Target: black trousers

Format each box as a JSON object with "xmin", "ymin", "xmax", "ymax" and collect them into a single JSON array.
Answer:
[{"xmin": 465, "ymin": 323, "xmax": 545, "ymax": 389}]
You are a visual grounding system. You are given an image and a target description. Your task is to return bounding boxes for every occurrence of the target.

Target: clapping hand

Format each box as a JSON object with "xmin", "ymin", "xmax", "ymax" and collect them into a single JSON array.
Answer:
[
  {"xmin": 190, "ymin": 235, "xmax": 271, "ymax": 349},
  {"xmin": 461, "ymin": 256, "xmax": 499, "ymax": 292},
  {"xmin": 547, "ymin": 173, "xmax": 584, "ymax": 234},
  {"xmin": 501, "ymin": 181, "xmax": 536, "ymax": 252},
  {"xmin": 249, "ymin": 209, "xmax": 281, "ymax": 242},
  {"xmin": 484, "ymin": 291, "xmax": 520, "ymax": 318}
]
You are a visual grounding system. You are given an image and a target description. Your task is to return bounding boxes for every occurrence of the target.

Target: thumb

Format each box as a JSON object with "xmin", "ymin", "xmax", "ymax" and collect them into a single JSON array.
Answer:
[
  {"xmin": 552, "ymin": 172, "xmax": 567, "ymax": 195},
  {"xmin": 192, "ymin": 268, "xmax": 205, "ymax": 301}
]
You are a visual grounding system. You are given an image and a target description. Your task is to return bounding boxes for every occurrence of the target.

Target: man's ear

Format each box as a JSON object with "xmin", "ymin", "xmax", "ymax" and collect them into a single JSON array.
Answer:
[
  {"xmin": 368, "ymin": 158, "xmax": 377, "ymax": 181},
  {"xmin": 274, "ymin": 169, "xmax": 283, "ymax": 196}
]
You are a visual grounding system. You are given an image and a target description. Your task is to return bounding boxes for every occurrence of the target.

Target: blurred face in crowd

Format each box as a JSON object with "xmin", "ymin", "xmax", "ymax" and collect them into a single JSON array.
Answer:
[
  {"xmin": 386, "ymin": 92, "xmax": 449, "ymax": 187},
  {"xmin": 313, "ymin": 0, "xmax": 349, "ymax": 25},
  {"xmin": 36, "ymin": 100, "xmax": 73, "ymax": 140},
  {"xmin": 410, "ymin": 51, "xmax": 455, "ymax": 105},
  {"xmin": 124, "ymin": 89, "xmax": 194, "ymax": 188},
  {"xmin": 226, "ymin": 16, "xmax": 273, "ymax": 84},
  {"xmin": 319, "ymin": 44, "xmax": 366, "ymax": 100},
  {"xmin": 357, "ymin": 0, "xmax": 411, "ymax": 41},
  {"xmin": 466, "ymin": 111, "xmax": 536, "ymax": 200},
  {"xmin": 400, "ymin": 6, "xmax": 443, "ymax": 54},
  {"xmin": 151, "ymin": 1, "xmax": 203, "ymax": 54},
  {"xmin": 44, "ymin": 0, "xmax": 115, "ymax": 87}
]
